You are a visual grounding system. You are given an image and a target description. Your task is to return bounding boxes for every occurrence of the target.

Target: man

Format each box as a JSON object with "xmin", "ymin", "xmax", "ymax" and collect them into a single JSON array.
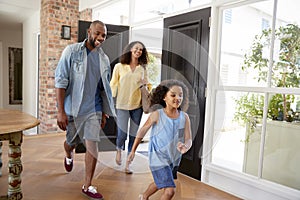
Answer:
[{"xmin": 55, "ymin": 20, "xmax": 115, "ymax": 200}]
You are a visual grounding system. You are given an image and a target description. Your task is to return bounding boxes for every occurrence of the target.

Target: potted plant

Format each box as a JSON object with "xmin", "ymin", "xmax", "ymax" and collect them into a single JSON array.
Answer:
[
  {"xmin": 235, "ymin": 23, "xmax": 300, "ymax": 124},
  {"xmin": 234, "ymin": 24, "xmax": 300, "ymax": 182}
]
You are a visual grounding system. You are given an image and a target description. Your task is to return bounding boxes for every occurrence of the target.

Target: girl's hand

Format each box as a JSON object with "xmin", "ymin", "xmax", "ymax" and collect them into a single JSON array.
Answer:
[
  {"xmin": 127, "ymin": 152, "xmax": 135, "ymax": 164},
  {"xmin": 177, "ymin": 142, "xmax": 188, "ymax": 154}
]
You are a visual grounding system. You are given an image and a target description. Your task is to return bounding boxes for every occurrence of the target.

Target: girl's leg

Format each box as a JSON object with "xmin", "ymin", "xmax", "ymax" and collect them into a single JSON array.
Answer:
[
  {"xmin": 116, "ymin": 109, "xmax": 129, "ymax": 165},
  {"xmin": 140, "ymin": 182, "xmax": 158, "ymax": 200},
  {"xmin": 160, "ymin": 187, "xmax": 175, "ymax": 200}
]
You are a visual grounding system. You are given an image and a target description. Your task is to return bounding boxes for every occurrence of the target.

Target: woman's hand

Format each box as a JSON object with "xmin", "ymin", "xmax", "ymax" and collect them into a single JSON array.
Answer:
[{"xmin": 139, "ymin": 77, "xmax": 147, "ymax": 85}]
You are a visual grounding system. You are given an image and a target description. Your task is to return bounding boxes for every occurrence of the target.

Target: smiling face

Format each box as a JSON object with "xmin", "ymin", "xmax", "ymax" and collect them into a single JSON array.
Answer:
[
  {"xmin": 130, "ymin": 43, "xmax": 144, "ymax": 59},
  {"xmin": 87, "ymin": 23, "xmax": 107, "ymax": 49},
  {"xmin": 163, "ymin": 85, "xmax": 183, "ymax": 109}
]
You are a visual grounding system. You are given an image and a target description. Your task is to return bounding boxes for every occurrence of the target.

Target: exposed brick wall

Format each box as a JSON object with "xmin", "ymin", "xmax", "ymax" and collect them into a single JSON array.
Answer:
[
  {"xmin": 39, "ymin": 0, "xmax": 80, "ymax": 133},
  {"xmin": 39, "ymin": 0, "xmax": 93, "ymax": 134},
  {"xmin": 80, "ymin": 8, "xmax": 92, "ymax": 21}
]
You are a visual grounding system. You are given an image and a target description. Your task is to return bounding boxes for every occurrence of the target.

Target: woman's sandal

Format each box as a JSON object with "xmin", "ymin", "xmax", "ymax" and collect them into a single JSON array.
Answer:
[
  {"xmin": 125, "ymin": 160, "xmax": 133, "ymax": 174},
  {"xmin": 115, "ymin": 150, "xmax": 122, "ymax": 165}
]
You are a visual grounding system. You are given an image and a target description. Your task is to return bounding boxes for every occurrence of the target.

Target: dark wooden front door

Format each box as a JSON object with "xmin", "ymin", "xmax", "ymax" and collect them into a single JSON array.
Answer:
[
  {"xmin": 78, "ymin": 20, "xmax": 129, "ymax": 151},
  {"xmin": 162, "ymin": 8, "xmax": 211, "ymax": 180}
]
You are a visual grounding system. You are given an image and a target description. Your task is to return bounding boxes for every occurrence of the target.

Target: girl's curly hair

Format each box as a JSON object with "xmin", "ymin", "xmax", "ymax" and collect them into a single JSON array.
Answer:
[
  {"xmin": 150, "ymin": 79, "xmax": 189, "ymax": 112},
  {"xmin": 120, "ymin": 41, "xmax": 149, "ymax": 67}
]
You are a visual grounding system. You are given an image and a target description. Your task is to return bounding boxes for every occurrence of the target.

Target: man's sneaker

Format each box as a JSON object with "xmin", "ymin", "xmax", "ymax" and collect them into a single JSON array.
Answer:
[
  {"xmin": 64, "ymin": 157, "xmax": 73, "ymax": 172},
  {"xmin": 82, "ymin": 185, "xmax": 104, "ymax": 200}
]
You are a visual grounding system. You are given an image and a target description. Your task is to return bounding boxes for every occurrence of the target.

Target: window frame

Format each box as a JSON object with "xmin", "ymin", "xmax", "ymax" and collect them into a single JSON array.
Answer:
[{"xmin": 202, "ymin": 0, "xmax": 300, "ymax": 199}]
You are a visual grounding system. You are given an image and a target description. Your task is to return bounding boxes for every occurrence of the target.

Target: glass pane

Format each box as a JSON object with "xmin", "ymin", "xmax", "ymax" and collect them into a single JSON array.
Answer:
[
  {"xmin": 271, "ymin": 0, "xmax": 300, "ymax": 88},
  {"xmin": 131, "ymin": 21, "xmax": 163, "ymax": 53},
  {"xmin": 262, "ymin": 95, "xmax": 300, "ymax": 190},
  {"xmin": 219, "ymin": 0, "xmax": 274, "ymax": 87},
  {"xmin": 212, "ymin": 91, "xmax": 264, "ymax": 173},
  {"xmin": 131, "ymin": 21, "xmax": 163, "ymax": 87},
  {"xmin": 276, "ymin": 0, "xmax": 300, "ymax": 28},
  {"xmin": 133, "ymin": 0, "xmax": 211, "ymax": 23},
  {"xmin": 92, "ymin": 0, "xmax": 129, "ymax": 25},
  {"xmin": 267, "ymin": 93, "xmax": 300, "ymax": 122}
]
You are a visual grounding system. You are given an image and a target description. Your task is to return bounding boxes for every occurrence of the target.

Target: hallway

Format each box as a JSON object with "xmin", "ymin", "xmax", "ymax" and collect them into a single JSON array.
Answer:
[{"xmin": 0, "ymin": 133, "xmax": 241, "ymax": 200}]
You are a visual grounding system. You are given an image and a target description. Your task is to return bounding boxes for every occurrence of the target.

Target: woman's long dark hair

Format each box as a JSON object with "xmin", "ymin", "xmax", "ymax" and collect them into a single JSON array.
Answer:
[
  {"xmin": 150, "ymin": 79, "xmax": 189, "ymax": 112},
  {"xmin": 120, "ymin": 41, "xmax": 149, "ymax": 67}
]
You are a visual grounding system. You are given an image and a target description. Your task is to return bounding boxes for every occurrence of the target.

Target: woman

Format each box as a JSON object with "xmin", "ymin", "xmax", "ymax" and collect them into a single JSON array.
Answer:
[{"xmin": 110, "ymin": 41, "xmax": 151, "ymax": 174}]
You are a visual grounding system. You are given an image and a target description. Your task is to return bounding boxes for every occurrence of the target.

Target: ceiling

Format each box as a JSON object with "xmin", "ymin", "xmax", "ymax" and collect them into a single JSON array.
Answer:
[
  {"xmin": 1, "ymin": 0, "xmax": 299, "ymax": 27},
  {"xmin": 0, "ymin": 0, "xmax": 106, "ymax": 25},
  {"xmin": 0, "ymin": 0, "xmax": 40, "ymax": 25}
]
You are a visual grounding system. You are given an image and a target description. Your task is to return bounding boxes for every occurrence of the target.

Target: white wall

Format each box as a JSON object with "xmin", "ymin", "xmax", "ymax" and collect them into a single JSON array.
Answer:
[
  {"xmin": 79, "ymin": 0, "xmax": 105, "ymax": 11},
  {"xmin": 0, "ymin": 24, "xmax": 22, "ymax": 110},
  {"xmin": 23, "ymin": 11, "xmax": 40, "ymax": 135}
]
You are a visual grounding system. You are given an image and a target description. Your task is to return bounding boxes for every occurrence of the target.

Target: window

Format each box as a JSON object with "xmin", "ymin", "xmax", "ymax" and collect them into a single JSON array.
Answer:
[
  {"xmin": 93, "ymin": 0, "xmax": 212, "ymax": 25},
  {"xmin": 212, "ymin": 0, "xmax": 300, "ymax": 190},
  {"xmin": 131, "ymin": 21, "xmax": 163, "ymax": 87},
  {"xmin": 224, "ymin": 9, "xmax": 232, "ymax": 24},
  {"xmin": 92, "ymin": 0, "xmax": 129, "ymax": 25},
  {"xmin": 261, "ymin": 18, "xmax": 270, "ymax": 30},
  {"xmin": 133, "ymin": 0, "xmax": 211, "ymax": 23}
]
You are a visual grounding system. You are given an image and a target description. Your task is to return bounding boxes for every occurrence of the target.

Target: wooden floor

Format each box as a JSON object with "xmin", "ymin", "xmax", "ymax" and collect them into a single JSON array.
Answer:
[{"xmin": 0, "ymin": 133, "xmax": 241, "ymax": 200}]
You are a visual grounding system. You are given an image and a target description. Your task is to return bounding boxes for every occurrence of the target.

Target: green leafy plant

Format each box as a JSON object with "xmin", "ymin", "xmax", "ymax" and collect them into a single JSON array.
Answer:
[
  {"xmin": 268, "ymin": 93, "xmax": 295, "ymax": 121},
  {"xmin": 147, "ymin": 53, "xmax": 160, "ymax": 86},
  {"xmin": 238, "ymin": 24, "xmax": 300, "ymax": 122},
  {"xmin": 234, "ymin": 93, "xmax": 264, "ymax": 133}
]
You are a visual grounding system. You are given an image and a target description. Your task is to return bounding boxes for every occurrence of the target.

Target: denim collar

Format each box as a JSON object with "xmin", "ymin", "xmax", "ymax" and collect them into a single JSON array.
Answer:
[{"xmin": 80, "ymin": 39, "xmax": 104, "ymax": 55}]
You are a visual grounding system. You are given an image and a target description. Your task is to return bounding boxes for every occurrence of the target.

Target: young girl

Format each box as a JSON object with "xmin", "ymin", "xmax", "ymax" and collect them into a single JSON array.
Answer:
[{"xmin": 127, "ymin": 79, "xmax": 192, "ymax": 200}]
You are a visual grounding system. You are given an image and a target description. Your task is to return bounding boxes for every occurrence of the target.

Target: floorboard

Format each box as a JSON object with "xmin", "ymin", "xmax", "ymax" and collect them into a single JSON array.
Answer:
[{"xmin": 0, "ymin": 133, "xmax": 241, "ymax": 200}]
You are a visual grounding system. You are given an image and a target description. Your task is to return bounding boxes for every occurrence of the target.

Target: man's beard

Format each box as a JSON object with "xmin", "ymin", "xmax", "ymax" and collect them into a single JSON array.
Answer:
[{"xmin": 88, "ymin": 36, "xmax": 97, "ymax": 48}]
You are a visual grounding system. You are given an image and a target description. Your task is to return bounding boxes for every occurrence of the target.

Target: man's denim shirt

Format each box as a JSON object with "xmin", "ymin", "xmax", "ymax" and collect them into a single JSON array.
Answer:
[{"xmin": 55, "ymin": 39, "xmax": 116, "ymax": 118}]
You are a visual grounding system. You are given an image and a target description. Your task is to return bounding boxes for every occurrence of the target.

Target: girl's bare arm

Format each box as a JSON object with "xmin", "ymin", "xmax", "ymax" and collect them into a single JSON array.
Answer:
[{"xmin": 128, "ymin": 111, "xmax": 159, "ymax": 162}]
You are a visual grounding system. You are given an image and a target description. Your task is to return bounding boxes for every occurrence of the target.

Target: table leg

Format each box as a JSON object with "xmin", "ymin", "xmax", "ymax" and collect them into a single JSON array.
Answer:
[{"xmin": 8, "ymin": 131, "xmax": 23, "ymax": 200}]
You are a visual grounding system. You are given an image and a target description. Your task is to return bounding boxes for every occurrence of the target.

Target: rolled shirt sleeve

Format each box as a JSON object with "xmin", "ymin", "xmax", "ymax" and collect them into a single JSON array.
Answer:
[{"xmin": 55, "ymin": 46, "xmax": 71, "ymax": 89}]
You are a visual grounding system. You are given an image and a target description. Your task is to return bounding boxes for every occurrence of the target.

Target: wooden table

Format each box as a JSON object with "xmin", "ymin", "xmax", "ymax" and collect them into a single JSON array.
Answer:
[{"xmin": 0, "ymin": 109, "xmax": 39, "ymax": 200}]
